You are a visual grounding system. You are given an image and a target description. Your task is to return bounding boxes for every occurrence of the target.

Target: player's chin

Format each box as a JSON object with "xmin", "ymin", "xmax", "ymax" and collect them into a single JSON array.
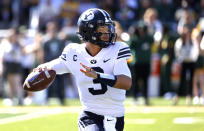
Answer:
[{"xmin": 100, "ymin": 35, "xmax": 109, "ymax": 41}]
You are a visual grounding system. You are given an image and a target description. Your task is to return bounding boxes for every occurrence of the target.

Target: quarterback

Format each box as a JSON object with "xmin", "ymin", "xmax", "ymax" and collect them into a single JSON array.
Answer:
[{"xmin": 35, "ymin": 8, "xmax": 132, "ymax": 131}]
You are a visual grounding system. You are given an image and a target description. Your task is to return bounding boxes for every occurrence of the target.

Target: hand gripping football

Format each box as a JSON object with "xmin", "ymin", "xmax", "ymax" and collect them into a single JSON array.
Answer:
[{"xmin": 23, "ymin": 69, "xmax": 56, "ymax": 92}]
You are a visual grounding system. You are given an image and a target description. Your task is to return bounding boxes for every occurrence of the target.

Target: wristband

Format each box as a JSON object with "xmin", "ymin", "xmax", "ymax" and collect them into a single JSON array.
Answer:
[{"xmin": 93, "ymin": 73, "xmax": 117, "ymax": 87}]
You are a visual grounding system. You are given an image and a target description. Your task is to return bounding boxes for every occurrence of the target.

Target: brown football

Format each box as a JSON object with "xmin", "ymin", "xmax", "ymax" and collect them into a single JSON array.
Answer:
[{"xmin": 23, "ymin": 69, "xmax": 56, "ymax": 92}]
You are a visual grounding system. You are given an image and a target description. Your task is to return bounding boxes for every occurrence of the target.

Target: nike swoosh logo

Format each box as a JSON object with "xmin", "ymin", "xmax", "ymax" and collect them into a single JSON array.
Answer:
[{"xmin": 103, "ymin": 58, "xmax": 111, "ymax": 63}]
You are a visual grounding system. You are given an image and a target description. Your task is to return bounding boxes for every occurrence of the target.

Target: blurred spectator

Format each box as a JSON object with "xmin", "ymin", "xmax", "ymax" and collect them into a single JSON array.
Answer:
[
  {"xmin": 78, "ymin": 0, "xmax": 98, "ymax": 15},
  {"xmin": 0, "ymin": 28, "xmax": 24, "ymax": 105},
  {"xmin": 19, "ymin": 27, "xmax": 35, "ymax": 82},
  {"xmin": 98, "ymin": 0, "xmax": 119, "ymax": 18},
  {"xmin": 155, "ymin": 0, "xmax": 175, "ymax": 23},
  {"xmin": 60, "ymin": 19, "xmax": 78, "ymax": 36},
  {"xmin": 114, "ymin": 20, "xmax": 125, "ymax": 42},
  {"xmin": 177, "ymin": 10, "xmax": 196, "ymax": 35},
  {"xmin": 174, "ymin": 24, "xmax": 199, "ymax": 105},
  {"xmin": 143, "ymin": 8, "xmax": 163, "ymax": 42},
  {"xmin": 138, "ymin": 0, "xmax": 152, "ymax": 19},
  {"xmin": 197, "ymin": 0, "xmax": 204, "ymax": 18},
  {"xmin": 171, "ymin": 57, "xmax": 181, "ymax": 96},
  {"xmin": 0, "ymin": 0, "xmax": 13, "ymax": 28},
  {"xmin": 158, "ymin": 25, "xmax": 178, "ymax": 95},
  {"xmin": 142, "ymin": 8, "xmax": 163, "ymax": 99},
  {"xmin": 39, "ymin": 0, "xmax": 64, "ymax": 13},
  {"xmin": 19, "ymin": 0, "xmax": 39, "ymax": 27},
  {"xmin": 59, "ymin": 0, "xmax": 79, "ymax": 27},
  {"xmin": 18, "ymin": 26, "xmax": 36, "ymax": 105},
  {"xmin": 58, "ymin": 17, "xmax": 80, "ymax": 43},
  {"xmin": 192, "ymin": 20, "xmax": 204, "ymax": 105},
  {"xmin": 0, "ymin": 40, "xmax": 4, "ymax": 97},
  {"xmin": 42, "ymin": 21, "xmax": 66, "ymax": 105},
  {"xmin": 38, "ymin": 0, "xmax": 59, "ymax": 31},
  {"xmin": 115, "ymin": 0, "xmax": 138, "ymax": 30},
  {"xmin": 128, "ymin": 21, "xmax": 154, "ymax": 105},
  {"xmin": 175, "ymin": 0, "xmax": 195, "ymax": 22}
]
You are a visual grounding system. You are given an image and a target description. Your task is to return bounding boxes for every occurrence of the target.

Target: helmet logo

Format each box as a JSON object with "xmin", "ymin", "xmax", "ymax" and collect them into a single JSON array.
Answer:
[{"xmin": 81, "ymin": 11, "xmax": 94, "ymax": 21}]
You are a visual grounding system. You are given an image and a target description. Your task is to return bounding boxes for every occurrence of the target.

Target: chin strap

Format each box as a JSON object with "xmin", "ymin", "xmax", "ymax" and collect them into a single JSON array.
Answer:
[{"xmin": 93, "ymin": 73, "xmax": 117, "ymax": 87}]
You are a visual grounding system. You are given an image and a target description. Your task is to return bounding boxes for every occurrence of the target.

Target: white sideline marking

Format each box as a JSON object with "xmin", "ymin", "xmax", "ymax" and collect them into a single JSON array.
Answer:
[
  {"xmin": 125, "ymin": 118, "xmax": 156, "ymax": 124},
  {"xmin": 174, "ymin": 117, "xmax": 204, "ymax": 124},
  {"xmin": 0, "ymin": 109, "xmax": 64, "ymax": 125},
  {"xmin": 0, "ymin": 107, "xmax": 81, "ymax": 125}
]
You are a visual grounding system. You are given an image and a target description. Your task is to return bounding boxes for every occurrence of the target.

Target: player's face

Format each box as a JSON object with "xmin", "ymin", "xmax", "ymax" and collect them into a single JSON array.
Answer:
[{"xmin": 96, "ymin": 26, "xmax": 109, "ymax": 41}]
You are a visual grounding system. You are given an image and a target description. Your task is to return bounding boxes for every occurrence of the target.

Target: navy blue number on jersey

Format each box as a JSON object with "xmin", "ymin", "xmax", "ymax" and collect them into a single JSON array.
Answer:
[{"xmin": 89, "ymin": 67, "xmax": 107, "ymax": 95}]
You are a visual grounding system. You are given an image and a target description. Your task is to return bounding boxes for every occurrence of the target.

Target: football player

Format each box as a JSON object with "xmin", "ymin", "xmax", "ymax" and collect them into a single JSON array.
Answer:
[{"xmin": 35, "ymin": 8, "xmax": 132, "ymax": 131}]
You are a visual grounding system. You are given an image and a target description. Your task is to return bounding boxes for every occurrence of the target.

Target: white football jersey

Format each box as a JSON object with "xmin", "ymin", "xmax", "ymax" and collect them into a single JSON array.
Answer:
[{"xmin": 49, "ymin": 42, "xmax": 131, "ymax": 117}]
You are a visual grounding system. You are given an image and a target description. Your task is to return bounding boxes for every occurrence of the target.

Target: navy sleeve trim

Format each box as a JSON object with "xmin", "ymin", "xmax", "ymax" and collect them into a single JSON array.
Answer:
[
  {"xmin": 118, "ymin": 50, "xmax": 131, "ymax": 57},
  {"xmin": 60, "ymin": 54, "xmax": 66, "ymax": 61},
  {"xmin": 117, "ymin": 54, "xmax": 131, "ymax": 59},
  {"xmin": 119, "ymin": 47, "xmax": 129, "ymax": 52}
]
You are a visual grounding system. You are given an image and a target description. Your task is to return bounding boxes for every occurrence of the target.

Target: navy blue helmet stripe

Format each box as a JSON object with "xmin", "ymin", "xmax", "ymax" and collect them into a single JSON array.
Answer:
[
  {"xmin": 98, "ymin": 9, "xmax": 111, "ymax": 22},
  {"xmin": 103, "ymin": 10, "xmax": 110, "ymax": 19}
]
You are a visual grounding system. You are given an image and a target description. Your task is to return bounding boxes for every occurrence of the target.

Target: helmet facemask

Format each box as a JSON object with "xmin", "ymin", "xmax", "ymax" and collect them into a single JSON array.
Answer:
[{"xmin": 92, "ymin": 24, "xmax": 117, "ymax": 48}]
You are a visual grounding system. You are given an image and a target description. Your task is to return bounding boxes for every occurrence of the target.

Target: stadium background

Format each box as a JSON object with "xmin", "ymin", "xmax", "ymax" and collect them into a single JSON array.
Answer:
[{"xmin": 0, "ymin": 0, "xmax": 204, "ymax": 131}]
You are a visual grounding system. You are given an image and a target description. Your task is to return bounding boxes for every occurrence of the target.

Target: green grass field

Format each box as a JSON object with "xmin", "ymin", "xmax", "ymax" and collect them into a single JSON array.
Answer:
[{"xmin": 0, "ymin": 97, "xmax": 204, "ymax": 131}]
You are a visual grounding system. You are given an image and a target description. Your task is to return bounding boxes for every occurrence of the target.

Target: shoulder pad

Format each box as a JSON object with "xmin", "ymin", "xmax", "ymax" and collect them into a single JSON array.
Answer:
[{"xmin": 60, "ymin": 43, "xmax": 80, "ymax": 61}]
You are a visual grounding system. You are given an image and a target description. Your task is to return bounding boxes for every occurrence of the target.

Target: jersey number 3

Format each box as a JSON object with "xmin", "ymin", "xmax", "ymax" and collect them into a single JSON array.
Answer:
[{"xmin": 89, "ymin": 67, "xmax": 107, "ymax": 95}]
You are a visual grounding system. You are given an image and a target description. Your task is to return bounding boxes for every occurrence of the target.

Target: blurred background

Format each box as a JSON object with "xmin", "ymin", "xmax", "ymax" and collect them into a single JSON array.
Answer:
[{"xmin": 0, "ymin": 0, "xmax": 204, "ymax": 107}]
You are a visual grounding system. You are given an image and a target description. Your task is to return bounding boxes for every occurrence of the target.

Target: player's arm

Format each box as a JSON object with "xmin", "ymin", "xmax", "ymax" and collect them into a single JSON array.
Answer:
[
  {"xmin": 112, "ymin": 42, "xmax": 132, "ymax": 90},
  {"xmin": 113, "ymin": 75, "xmax": 131, "ymax": 90},
  {"xmin": 34, "ymin": 58, "xmax": 70, "ymax": 74},
  {"xmin": 80, "ymin": 63, "xmax": 132, "ymax": 90}
]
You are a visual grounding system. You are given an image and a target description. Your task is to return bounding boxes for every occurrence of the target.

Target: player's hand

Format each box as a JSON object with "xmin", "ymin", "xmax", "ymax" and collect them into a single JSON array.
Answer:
[
  {"xmin": 80, "ymin": 63, "xmax": 97, "ymax": 79},
  {"xmin": 33, "ymin": 63, "xmax": 52, "ymax": 72}
]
